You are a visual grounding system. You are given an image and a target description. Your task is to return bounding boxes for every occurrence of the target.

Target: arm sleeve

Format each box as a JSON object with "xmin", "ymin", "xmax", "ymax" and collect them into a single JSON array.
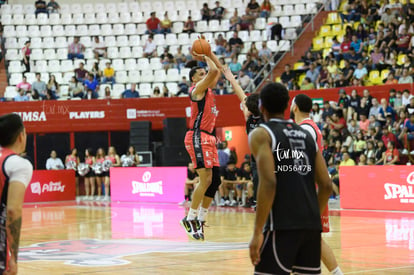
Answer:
[{"xmin": 5, "ymin": 155, "xmax": 33, "ymax": 188}]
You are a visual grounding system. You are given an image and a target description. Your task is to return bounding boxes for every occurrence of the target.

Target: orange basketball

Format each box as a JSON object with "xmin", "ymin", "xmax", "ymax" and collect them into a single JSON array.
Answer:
[{"xmin": 192, "ymin": 38, "xmax": 211, "ymax": 56}]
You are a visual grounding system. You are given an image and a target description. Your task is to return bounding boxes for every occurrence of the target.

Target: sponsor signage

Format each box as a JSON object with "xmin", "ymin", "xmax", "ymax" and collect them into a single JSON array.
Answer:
[
  {"xmin": 110, "ymin": 167, "xmax": 186, "ymax": 203},
  {"xmin": 340, "ymin": 166, "xmax": 414, "ymax": 211},
  {"xmin": 24, "ymin": 170, "xmax": 76, "ymax": 203}
]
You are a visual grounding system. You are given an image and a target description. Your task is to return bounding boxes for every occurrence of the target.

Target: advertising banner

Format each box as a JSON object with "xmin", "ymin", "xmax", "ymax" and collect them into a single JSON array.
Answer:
[
  {"xmin": 340, "ymin": 166, "xmax": 414, "ymax": 211},
  {"xmin": 110, "ymin": 167, "xmax": 186, "ymax": 203},
  {"xmin": 24, "ymin": 170, "xmax": 76, "ymax": 203}
]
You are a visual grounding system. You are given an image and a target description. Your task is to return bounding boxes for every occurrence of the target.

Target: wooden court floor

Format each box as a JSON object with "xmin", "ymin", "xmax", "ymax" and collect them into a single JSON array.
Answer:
[{"xmin": 18, "ymin": 201, "xmax": 414, "ymax": 275}]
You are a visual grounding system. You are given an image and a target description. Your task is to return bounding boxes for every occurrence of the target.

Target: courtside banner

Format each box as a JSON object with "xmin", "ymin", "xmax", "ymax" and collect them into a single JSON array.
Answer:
[
  {"xmin": 340, "ymin": 166, "xmax": 414, "ymax": 211},
  {"xmin": 110, "ymin": 167, "xmax": 186, "ymax": 203},
  {"xmin": 24, "ymin": 170, "xmax": 76, "ymax": 202}
]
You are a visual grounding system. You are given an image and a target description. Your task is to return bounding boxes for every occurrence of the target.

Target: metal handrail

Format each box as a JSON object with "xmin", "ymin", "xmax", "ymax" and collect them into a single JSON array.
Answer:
[{"xmin": 244, "ymin": 2, "xmax": 327, "ymax": 93}]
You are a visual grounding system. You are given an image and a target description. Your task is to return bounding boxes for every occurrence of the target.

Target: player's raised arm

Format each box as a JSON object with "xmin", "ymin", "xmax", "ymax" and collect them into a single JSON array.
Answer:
[
  {"xmin": 222, "ymin": 65, "xmax": 246, "ymax": 103},
  {"xmin": 314, "ymin": 150, "xmax": 332, "ymax": 214},
  {"xmin": 192, "ymin": 55, "xmax": 219, "ymax": 98},
  {"xmin": 248, "ymin": 127, "xmax": 276, "ymax": 265}
]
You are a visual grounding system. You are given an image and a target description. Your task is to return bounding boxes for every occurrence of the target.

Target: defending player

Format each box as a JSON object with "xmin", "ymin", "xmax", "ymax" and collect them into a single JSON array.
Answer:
[
  {"xmin": 291, "ymin": 94, "xmax": 343, "ymax": 275},
  {"xmin": 180, "ymin": 46, "xmax": 223, "ymax": 240},
  {"xmin": 0, "ymin": 113, "xmax": 33, "ymax": 275},
  {"xmin": 222, "ymin": 67, "xmax": 263, "ymax": 207},
  {"xmin": 248, "ymin": 83, "xmax": 332, "ymax": 274}
]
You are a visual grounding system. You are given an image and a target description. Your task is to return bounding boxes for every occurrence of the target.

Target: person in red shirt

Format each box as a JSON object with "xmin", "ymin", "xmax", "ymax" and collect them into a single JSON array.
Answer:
[
  {"xmin": 340, "ymin": 36, "xmax": 351, "ymax": 55},
  {"xmin": 381, "ymin": 126, "xmax": 397, "ymax": 146},
  {"xmin": 382, "ymin": 141, "xmax": 399, "ymax": 165},
  {"xmin": 181, "ymin": 42, "xmax": 223, "ymax": 241},
  {"xmin": 291, "ymin": 94, "xmax": 343, "ymax": 275},
  {"xmin": 145, "ymin": 12, "xmax": 161, "ymax": 34},
  {"xmin": 396, "ymin": 28, "xmax": 411, "ymax": 54}
]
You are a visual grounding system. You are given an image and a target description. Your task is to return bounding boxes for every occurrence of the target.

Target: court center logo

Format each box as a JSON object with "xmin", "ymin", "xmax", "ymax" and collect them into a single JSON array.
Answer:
[
  {"xmin": 384, "ymin": 171, "xmax": 414, "ymax": 203},
  {"xmin": 132, "ymin": 171, "xmax": 163, "ymax": 196},
  {"xmin": 19, "ymin": 239, "xmax": 247, "ymax": 267}
]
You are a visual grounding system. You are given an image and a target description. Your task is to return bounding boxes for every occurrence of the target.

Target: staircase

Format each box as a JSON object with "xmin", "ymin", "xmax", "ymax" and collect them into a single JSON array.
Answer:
[{"xmin": 272, "ymin": 11, "xmax": 330, "ymax": 81}]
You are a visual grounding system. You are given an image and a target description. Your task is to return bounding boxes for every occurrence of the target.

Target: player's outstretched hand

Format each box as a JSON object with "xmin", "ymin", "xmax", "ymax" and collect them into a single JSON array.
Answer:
[
  {"xmin": 222, "ymin": 65, "xmax": 236, "ymax": 82},
  {"xmin": 249, "ymin": 232, "xmax": 263, "ymax": 266},
  {"xmin": 192, "ymin": 51, "xmax": 205, "ymax": 61}
]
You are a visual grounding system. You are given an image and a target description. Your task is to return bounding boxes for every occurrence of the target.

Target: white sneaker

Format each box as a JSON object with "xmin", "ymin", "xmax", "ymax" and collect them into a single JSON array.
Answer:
[
  {"xmin": 95, "ymin": 196, "xmax": 101, "ymax": 201},
  {"xmin": 230, "ymin": 200, "xmax": 237, "ymax": 207},
  {"xmin": 225, "ymin": 200, "xmax": 230, "ymax": 206},
  {"xmin": 178, "ymin": 200, "xmax": 187, "ymax": 206},
  {"xmin": 410, "ymin": 151, "xmax": 414, "ymax": 155},
  {"xmin": 104, "ymin": 196, "xmax": 110, "ymax": 201},
  {"xmin": 218, "ymin": 198, "xmax": 225, "ymax": 206},
  {"xmin": 402, "ymin": 149, "xmax": 409, "ymax": 155}
]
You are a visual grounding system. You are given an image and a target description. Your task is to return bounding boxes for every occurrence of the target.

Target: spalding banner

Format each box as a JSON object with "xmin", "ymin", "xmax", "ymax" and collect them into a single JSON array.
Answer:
[
  {"xmin": 109, "ymin": 167, "xmax": 187, "ymax": 203},
  {"xmin": 24, "ymin": 170, "xmax": 76, "ymax": 203},
  {"xmin": 340, "ymin": 166, "xmax": 414, "ymax": 211}
]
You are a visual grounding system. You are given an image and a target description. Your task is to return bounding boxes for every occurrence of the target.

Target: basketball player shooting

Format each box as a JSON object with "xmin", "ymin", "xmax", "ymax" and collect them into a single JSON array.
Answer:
[
  {"xmin": 248, "ymin": 83, "xmax": 332, "ymax": 274},
  {"xmin": 180, "ymin": 37, "xmax": 223, "ymax": 241},
  {"xmin": 291, "ymin": 94, "xmax": 343, "ymax": 275},
  {"xmin": 0, "ymin": 113, "xmax": 33, "ymax": 275}
]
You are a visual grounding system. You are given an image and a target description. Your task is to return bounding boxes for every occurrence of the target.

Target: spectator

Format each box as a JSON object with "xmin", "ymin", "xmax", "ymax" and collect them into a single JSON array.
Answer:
[
  {"xmin": 201, "ymin": 3, "xmax": 212, "ymax": 21},
  {"xmin": 160, "ymin": 12, "xmax": 172, "ymax": 34},
  {"xmin": 174, "ymin": 46, "xmax": 187, "ymax": 70},
  {"xmin": 152, "ymin": 86, "xmax": 162, "ymax": 98},
  {"xmin": 212, "ymin": 1, "xmax": 225, "ymax": 20},
  {"xmin": 214, "ymin": 33, "xmax": 227, "ymax": 56},
  {"xmin": 331, "ymin": 36, "xmax": 341, "ymax": 59},
  {"xmin": 238, "ymin": 70, "xmax": 252, "ymax": 90},
  {"xmin": 35, "ymin": 0, "xmax": 48, "ymax": 16},
  {"xmin": 305, "ymin": 63, "xmax": 319, "ymax": 85},
  {"xmin": 258, "ymin": 41, "xmax": 272, "ymax": 63},
  {"xmin": 179, "ymin": 162, "xmax": 199, "ymax": 205},
  {"xmin": 68, "ymin": 76, "xmax": 84, "ymax": 98},
  {"xmin": 300, "ymin": 77, "xmax": 315, "ymax": 90},
  {"xmin": 16, "ymin": 76, "xmax": 31, "ymax": 93},
  {"xmin": 228, "ymin": 31, "xmax": 244, "ymax": 58},
  {"xmin": 327, "ymin": 110, "xmax": 346, "ymax": 131},
  {"xmin": 214, "ymin": 82, "xmax": 229, "ymax": 95},
  {"xmin": 245, "ymin": 0, "xmax": 260, "ymax": 21},
  {"xmin": 280, "ymin": 64, "xmax": 295, "ymax": 90},
  {"xmin": 14, "ymin": 89, "xmax": 30, "ymax": 102},
  {"xmin": 241, "ymin": 53, "xmax": 256, "ymax": 76},
  {"xmin": 46, "ymin": 150, "xmax": 64, "ymax": 170},
  {"xmin": 162, "ymin": 86, "xmax": 170, "ymax": 97},
  {"xmin": 176, "ymin": 76, "xmax": 189, "ymax": 96},
  {"xmin": 359, "ymin": 114, "xmax": 370, "ymax": 134},
  {"xmin": 229, "ymin": 9, "xmax": 242, "ymax": 31},
  {"xmin": 381, "ymin": 126, "xmax": 397, "ymax": 146},
  {"xmin": 104, "ymin": 86, "xmax": 112, "ymax": 99},
  {"xmin": 350, "ymin": 35, "xmax": 363, "ymax": 54},
  {"xmin": 143, "ymin": 34, "xmax": 157, "ymax": 58},
  {"xmin": 47, "ymin": 0, "xmax": 60, "ymax": 13},
  {"xmin": 342, "ymin": 59, "xmax": 355, "ymax": 82},
  {"xmin": 219, "ymin": 161, "xmax": 239, "ymax": 206},
  {"xmin": 122, "ymin": 83, "xmax": 140, "ymax": 98},
  {"xmin": 322, "ymin": 101, "xmax": 334, "ymax": 122},
  {"xmin": 247, "ymin": 42, "xmax": 259, "ymax": 60},
  {"xmin": 353, "ymin": 62, "xmax": 368, "ymax": 81},
  {"xmin": 353, "ymin": 132, "xmax": 367, "ymax": 157},
  {"xmin": 369, "ymin": 98, "xmax": 382, "ymax": 119},
  {"xmin": 402, "ymin": 89, "xmax": 413, "ymax": 106},
  {"xmin": 348, "ymin": 119, "xmax": 359, "ymax": 135},
  {"xmin": 406, "ymin": 97, "xmax": 414, "ymax": 115},
  {"xmin": 317, "ymin": 64, "xmax": 330, "ymax": 88},
  {"xmin": 340, "ymin": 36, "xmax": 352, "ymax": 56},
  {"xmin": 89, "ymin": 62, "xmax": 102, "ymax": 82},
  {"xmin": 160, "ymin": 46, "xmax": 175, "ymax": 70},
  {"xmin": 311, "ymin": 103, "xmax": 324, "ymax": 129},
  {"xmin": 396, "ymin": 28, "xmax": 411, "ymax": 54},
  {"xmin": 382, "ymin": 141, "xmax": 399, "ymax": 164},
  {"xmin": 183, "ymin": 16, "xmax": 195, "ymax": 33},
  {"xmin": 102, "ymin": 62, "xmax": 116, "ymax": 85},
  {"xmin": 21, "ymin": 40, "xmax": 31, "ymax": 73},
  {"xmin": 381, "ymin": 8, "xmax": 396, "ymax": 26},
  {"xmin": 83, "ymin": 74, "xmax": 99, "ymax": 96},
  {"xmin": 358, "ymin": 154, "xmax": 368, "ymax": 165},
  {"xmin": 146, "ymin": 12, "xmax": 161, "ymax": 34},
  {"xmin": 349, "ymin": 89, "xmax": 361, "ymax": 114},
  {"xmin": 334, "ymin": 71, "xmax": 350, "ymax": 87},
  {"xmin": 340, "ymin": 152, "xmax": 355, "ymax": 166},
  {"xmin": 384, "ymin": 72, "xmax": 398, "ymax": 85},
  {"xmin": 46, "ymin": 74, "xmax": 59, "ymax": 99},
  {"xmin": 398, "ymin": 68, "xmax": 413, "ymax": 84},
  {"xmin": 32, "ymin": 73, "xmax": 47, "ymax": 100},
  {"xmin": 229, "ymin": 56, "xmax": 242, "ymax": 74},
  {"xmin": 370, "ymin": 46, "xmax": 384, "ymax": 69},
  {"xmin": 92, "ymin": 36, "xmax": 106, "ymax": 59},
  {"xmin": 74, "ymin": 62, "xmax": 88, "ymax": 82},
  {"xmin": 260, "ymin": 0, "xmax": 273, "ymax": 18},
  {"xmin": 68, "ymin": 37, "xmax": 85, "ymax": 60}
]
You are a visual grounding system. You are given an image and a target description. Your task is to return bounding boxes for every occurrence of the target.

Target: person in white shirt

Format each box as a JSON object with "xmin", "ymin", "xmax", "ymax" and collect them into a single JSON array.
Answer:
[
  {"xmin": 143, "ymin": 34, "xmax": 157, "ymax": 58},
  {"xmin": 402, "ymin": 89, "xmax": 413, "ymax": 106},
  {"xmin": 92, "ymin": 36, "xmax": 107, "ymax": 59},
  {"xmin": 46, "ymin": 150, "xmax": 64, "ymax": 170}
]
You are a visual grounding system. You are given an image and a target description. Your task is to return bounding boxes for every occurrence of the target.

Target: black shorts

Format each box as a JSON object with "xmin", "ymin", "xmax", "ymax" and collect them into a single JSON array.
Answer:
[
  {"xmin": 101, "ymin": 171, "xmax": 109, "ymax": 177},
  {"xmin": 255, "ymin": 230, "xmax": 321, "ymax": 275},
  {"xmin": 85, "ymin": 170, "xmax": 95, "ymax": 178}
]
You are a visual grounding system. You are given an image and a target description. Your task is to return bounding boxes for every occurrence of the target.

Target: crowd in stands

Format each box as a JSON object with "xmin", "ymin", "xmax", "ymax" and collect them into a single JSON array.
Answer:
[{"xmin": 1, "ymin": 0, "xmax": 293, "ymax": 100}]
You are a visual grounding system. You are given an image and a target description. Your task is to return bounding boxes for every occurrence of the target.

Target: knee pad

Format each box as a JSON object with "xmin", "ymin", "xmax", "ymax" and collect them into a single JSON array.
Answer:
[{"xmin": 204, "ymin": 166, "xmax": 221, "ymax": 198}]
